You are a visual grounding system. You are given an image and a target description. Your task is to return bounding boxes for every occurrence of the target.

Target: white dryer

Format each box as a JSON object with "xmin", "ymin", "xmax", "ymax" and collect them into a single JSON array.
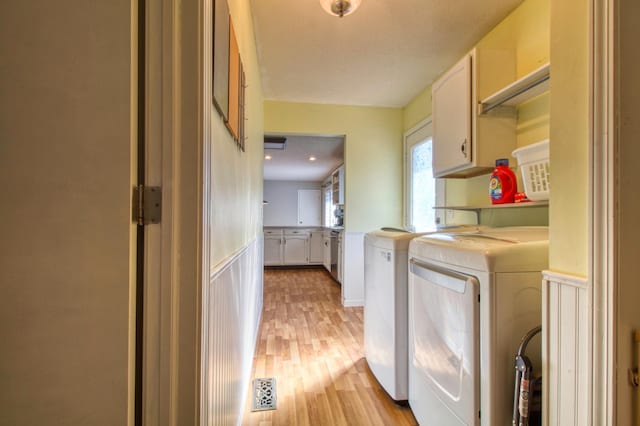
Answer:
[
  {"xmin": 364, "ymin": 225, "xmax": 484, "ymax": 402},
  {"xmin": 407, "ymin": 226, "xmax": 548, "ymax": 425}
]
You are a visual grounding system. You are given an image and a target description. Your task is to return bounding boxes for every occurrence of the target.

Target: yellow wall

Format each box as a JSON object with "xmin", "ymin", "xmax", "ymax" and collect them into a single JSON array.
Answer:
[
  {"xmin": 400, "ymin": 0, "xmax": 588, "ymax": 275},
  {"xmin": 264, "ymin": 101, "xmax": 404, "ymax": 233},
  {"xmin": 403, "ymin": 86, "xmax": 432, "ymax": 132},
  {"xmin": 476, "ymin": 0, "xmax": 550, "ymax": 149},
  {"xmin": 402, "ymin": 0, "xmax": 550, "ymax": 226},
  {"xmin": 548, "ymin": 0, "xmax": 589, "ymax": 275},
  {"xmin": 210, "ymin": 0, "xmax": 265, "ymax": 267}
]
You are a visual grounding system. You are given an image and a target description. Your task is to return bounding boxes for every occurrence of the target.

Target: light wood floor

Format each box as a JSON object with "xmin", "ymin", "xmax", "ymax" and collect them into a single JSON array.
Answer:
[{"xmin": 242, "ymin": 268, "xmax": 417, "ymax": 426}]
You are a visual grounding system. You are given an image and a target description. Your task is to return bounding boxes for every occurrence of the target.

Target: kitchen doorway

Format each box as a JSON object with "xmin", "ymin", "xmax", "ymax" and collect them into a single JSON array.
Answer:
[{"xmin": 263, "ymin": 133, "xmax": 345, "ymax": 231}]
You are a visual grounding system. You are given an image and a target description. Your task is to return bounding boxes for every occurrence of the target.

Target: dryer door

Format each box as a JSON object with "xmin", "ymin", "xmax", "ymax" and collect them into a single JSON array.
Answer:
[{"xmin": 409, "ymin": 259, "xmax": 480, "ymax": 426}]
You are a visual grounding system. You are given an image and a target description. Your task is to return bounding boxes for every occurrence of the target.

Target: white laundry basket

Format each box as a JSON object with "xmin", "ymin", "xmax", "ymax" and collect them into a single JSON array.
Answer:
[{"xmin": 512, "ymin": 140, "xmax": 550, "ymax": 201}]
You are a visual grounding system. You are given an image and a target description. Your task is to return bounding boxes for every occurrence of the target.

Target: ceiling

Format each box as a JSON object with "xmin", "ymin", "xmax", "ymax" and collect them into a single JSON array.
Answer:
[
  {"xmin": 254, "ymin": 0, "xmax": 524, "ymax": 181},
  {"xmin": 250, "ymin": 0, "xmax": 524, "ymax": 107},
  {"xmin": 263, "ymin": 134, "xmax": 344, "ymax": 181}
]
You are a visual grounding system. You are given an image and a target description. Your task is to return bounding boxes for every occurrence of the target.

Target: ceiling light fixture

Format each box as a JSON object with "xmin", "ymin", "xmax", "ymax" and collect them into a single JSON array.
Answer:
[
  {"xmin": 319, "ymin": 0, "xmax": 362, "ymax": 17},
  {"xmin": 308, "ymin": 156, "xmax": 317, "ymax": 161},
  {"xmin": 265, "ymin": 155, "xmax": 272, "ymax": 160}
]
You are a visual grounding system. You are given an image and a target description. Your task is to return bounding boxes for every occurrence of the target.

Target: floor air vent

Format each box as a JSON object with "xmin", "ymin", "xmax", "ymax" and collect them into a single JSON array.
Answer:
[{"xmin": 251, "ymin": 377, "xmax": 277, "ymax": 411}]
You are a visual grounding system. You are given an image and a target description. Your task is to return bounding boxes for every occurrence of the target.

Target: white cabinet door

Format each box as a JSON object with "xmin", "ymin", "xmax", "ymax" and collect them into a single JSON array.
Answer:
[
  {"xmin": 283, "ymin": 235, "xmax": 308, "ymax": 265},
  {"xmin": 337, "ymin": 234, "xmax": 343, "ymax": 283},
  {"xmin": 432, "ymin": 53, "xmax": 472, "ymax": 177},
  {"xmin": 332, "ymin": 165, "xmax": 345, "ymax": 205},
  {"xmin": 309, "ymin": 231, "xmax": 324, "ymax": 264},
  {"xmin": 323, "ymin": 235, "xmax": 331, "ymax": 271},
  {"xmin": 431, "ymin": 48, "xmax": 517, "ymax": 178},
  {"xmin": 298, "ymin": 190, "xmax": 322, "ymax": 226},
  {"xmin": 264, "ymin": 236, "xmax": 283, "ymax": 265}
]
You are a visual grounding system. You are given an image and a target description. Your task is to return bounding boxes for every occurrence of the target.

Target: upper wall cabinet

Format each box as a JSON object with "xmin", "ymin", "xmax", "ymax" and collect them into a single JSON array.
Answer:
[
  {"xmin": 432, "ymin": 48, "xmax": 517, "ymax": 178},
  {"xmin": 331, "ymin": 165, "xmax": 344, "ymax": 205}
]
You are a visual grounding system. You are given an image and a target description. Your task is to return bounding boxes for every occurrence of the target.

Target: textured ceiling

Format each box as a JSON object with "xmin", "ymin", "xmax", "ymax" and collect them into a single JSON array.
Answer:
[{"xmin": 250, "ymin": 0, "xmax": 524, "ymax": 107}]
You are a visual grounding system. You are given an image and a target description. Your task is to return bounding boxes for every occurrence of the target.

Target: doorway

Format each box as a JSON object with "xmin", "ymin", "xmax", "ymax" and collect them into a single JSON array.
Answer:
[{"xmin": 263, "ymin": 134, "xmax": 345, "ymax": 229}]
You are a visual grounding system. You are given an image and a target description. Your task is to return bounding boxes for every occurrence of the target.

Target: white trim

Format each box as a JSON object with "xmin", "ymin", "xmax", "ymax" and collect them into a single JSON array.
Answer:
[
  {"xmin": 590, "ymin": 0, "xmax": 615, "ymax": 424},
  {"xmin": 163, "ymin": 0, "xmax": 206, "ymax": 423},
  {"xmin": 142, "ymin": 0, "xmax": 171, "ymax": 423},
  {"xmin": 402, "ymin": 117, "xmax": 444, "ymax": 230},
  {"xmin": 210, "ymin": 241, "xmax": 254, "ymax": 280},
  {"xmin": 343, "ymin": 298, "xmax": 365, "ymax": 308},
  {"xmin": 542, "ymin": 271, "xmax": 588, "ymax": 289},
  {"xmin": 200, "ymin": 0, "xmax": 212, "ymax": 423}
]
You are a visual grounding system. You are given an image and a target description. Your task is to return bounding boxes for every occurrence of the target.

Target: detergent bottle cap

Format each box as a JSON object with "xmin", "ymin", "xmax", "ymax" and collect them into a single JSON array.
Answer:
[{"xmin": 495, "ymin": 158, "xmax": 509, "ymax": 167}]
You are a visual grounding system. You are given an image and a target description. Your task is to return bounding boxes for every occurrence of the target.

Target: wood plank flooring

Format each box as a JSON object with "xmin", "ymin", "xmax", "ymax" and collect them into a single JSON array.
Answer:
[{"xmin": 242, "ymin": 268, "xmax": 417, "ymax": 426}]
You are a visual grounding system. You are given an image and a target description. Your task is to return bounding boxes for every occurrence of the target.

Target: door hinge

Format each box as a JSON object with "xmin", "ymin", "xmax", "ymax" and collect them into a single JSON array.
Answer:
[{"xmin": 133, "ymin": 185, "xmax": 162, "ymax": 225}]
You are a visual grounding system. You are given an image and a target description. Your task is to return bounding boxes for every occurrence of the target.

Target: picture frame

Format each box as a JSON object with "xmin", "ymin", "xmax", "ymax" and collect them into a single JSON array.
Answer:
[
  {"xmin": 225, "ymin": 20, "xmax": 240, "ymax": 141},
  {"xmin": 212, "ymin": 0, "xmax": 230, "ymax": 120}
]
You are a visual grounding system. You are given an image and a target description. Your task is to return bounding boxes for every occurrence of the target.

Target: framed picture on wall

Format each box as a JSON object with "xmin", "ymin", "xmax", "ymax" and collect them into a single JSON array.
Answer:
[
  {"xmin": 224, "ymin": 19, "xmax": 247, "ymax": 150},
  {"xmin": 225, "ymin": 20, "xmax": 240, "ymax": 141},
  {"xmin": 212, "ymin": 0, "xmax": 229, "ymax": 119},
  {"xmin": 239, "ymin": 64, "xmax": 246, "ymax": 151}
]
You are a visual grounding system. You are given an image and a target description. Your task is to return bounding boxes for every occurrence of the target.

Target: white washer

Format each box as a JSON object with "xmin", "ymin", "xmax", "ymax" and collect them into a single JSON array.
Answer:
[
  {"xmin": 364, "ymin": 225, "xmax": 484, "ymax": 402},
  {"xmin": 408, "ymin": 226, "xmax": 548, "ymax": 425}
]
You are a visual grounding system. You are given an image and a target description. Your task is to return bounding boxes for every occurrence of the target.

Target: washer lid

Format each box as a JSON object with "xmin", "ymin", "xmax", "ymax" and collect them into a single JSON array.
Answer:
[
  {"xmin": 365, "ymin": 225, "xmax": 486, "ymax": 251},
  {"xmin": 409, "ymin": 226, "xmax": 549, "ymax": 272},
  {"xmin": 365, "ymin": 230, "xmax": 426, "ymax": 251}
]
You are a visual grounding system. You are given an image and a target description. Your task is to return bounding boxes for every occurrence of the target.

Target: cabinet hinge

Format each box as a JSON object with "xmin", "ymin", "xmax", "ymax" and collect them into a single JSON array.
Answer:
[{"xmin": 132, "ymin": 185, "xmax": 162, "ymax": 225}]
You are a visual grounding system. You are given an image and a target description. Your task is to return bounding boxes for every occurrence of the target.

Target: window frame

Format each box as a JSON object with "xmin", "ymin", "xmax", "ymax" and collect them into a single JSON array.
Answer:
[{"xmin": 403, "ymin": 117, "xmax": 445, "ymax": 231}]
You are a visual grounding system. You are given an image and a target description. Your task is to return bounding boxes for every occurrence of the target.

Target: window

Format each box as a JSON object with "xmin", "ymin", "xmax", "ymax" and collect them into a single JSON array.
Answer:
[{"xmin": 404, "ymin": 118, "xmax": 441, "ymax": 231}]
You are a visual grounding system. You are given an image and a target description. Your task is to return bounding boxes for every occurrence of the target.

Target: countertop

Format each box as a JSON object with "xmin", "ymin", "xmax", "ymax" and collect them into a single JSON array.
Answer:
[{"xmin": 264, "ymin": 226, "xmax": 343, "ymax": 231}]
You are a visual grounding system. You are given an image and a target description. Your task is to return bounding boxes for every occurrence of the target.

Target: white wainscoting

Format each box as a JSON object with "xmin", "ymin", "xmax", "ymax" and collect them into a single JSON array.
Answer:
[
  {"xmin": 343, "ymin": 232, "xmax": 365, "ymax": 307},
  {"xmin": 542, "ymin": 271, "xmax": 591, "ymax": 426},
  {"xmin": 201, "ymin": 238, "xmax": 264, "ymax": 426}
]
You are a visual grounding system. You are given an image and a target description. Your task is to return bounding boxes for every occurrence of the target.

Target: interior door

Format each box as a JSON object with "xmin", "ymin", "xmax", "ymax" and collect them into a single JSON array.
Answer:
[{"xmin": 0, "ymin": 2, "xmax": 139, "ymax": 424}]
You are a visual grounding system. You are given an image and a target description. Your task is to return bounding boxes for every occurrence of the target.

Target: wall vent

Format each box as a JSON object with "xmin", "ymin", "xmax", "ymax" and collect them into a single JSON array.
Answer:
[{"xmin": 264, "ymin": 136, "xmax": 287, "ymax": 150}]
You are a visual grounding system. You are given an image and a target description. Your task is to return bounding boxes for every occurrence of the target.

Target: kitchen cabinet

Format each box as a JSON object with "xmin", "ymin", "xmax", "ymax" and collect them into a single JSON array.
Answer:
[
  {"xmin": 331, "ymin": 165, "xmax": 345, "ymax": 205},
  {"xmin": 309, "ymin": 231, "xmax": 324, "ymax": 264},
  {"xmin": 264, "ymin": 228, "xmax": 332, "ymax": 267},
  {"xmin": 283, "ymin": 230, "xmax": 309, "ymax": 265},
  {"xmin": 323, "ymin": 231, "xmax": 331, "ymax": 271},
  {"xmin": 337, "ymin": 232, "xmax": 343, "ymax": 283},
  {"xmin": 264, "ymin": 229, "xmax": 283, "ymax": 266},
  {"xmin": 283, "ymin": 236, "xmax": 308, "ymax": 264},
  {"xmin": 432, "ymin": 48, "xmax": 517, "ymax": 178}
]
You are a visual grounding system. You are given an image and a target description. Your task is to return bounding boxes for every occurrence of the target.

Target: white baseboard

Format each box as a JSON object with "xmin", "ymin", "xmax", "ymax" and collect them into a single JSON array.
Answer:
[{"xmin": 342, "ymin": 298, "xmax": 364, "ymax": 308}]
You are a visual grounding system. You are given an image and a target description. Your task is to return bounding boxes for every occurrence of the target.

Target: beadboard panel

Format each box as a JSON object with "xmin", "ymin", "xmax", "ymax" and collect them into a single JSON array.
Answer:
[
  {"xmin": 201, "ymin": 238, "xmax": 263, "ymax": 426},
  {"xmin": 542, "ymin": 271, "xmax": 591, "ymax": 426}
]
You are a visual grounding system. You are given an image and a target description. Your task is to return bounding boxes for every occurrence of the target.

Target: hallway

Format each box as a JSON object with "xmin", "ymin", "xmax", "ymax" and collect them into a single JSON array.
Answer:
[{"xmin": 242, "ymin": 268, "xmax": 417, "ymax": 425}]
